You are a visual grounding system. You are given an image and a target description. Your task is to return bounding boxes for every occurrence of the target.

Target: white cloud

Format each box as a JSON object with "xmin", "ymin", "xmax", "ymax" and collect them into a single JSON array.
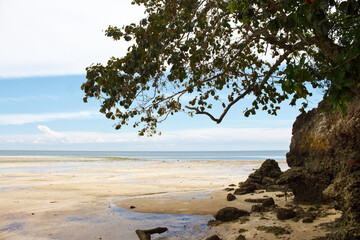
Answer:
[
  {"xmin": 0, "ymin": 126, "xmax": 292, "ymax": 150},
  {"xmin": 0, "ymin": 95, "xmax": 58, "ymax": 102},
  {"xmin": 0, "ymin": 0, "xmax": 145, "ymax": 78},
  {"xmin": 0, "ymin": 111, "xmax": 100, "ymax": 125},
  {"xmin": 37, "ymin": 125, "xmax": 64, "ymax": 138}
]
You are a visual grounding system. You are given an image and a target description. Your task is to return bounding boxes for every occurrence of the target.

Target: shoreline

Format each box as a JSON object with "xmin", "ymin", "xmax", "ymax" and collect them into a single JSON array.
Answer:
[{"xmin": 0, "ymin": 157, "xmax": 338, "ymax": 239}]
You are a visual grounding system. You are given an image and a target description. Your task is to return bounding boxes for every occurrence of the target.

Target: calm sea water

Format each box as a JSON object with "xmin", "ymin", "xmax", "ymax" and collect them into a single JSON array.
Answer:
[{"xmin": 0, "ymin": 150, "xmax": 287, "ymax": 161}]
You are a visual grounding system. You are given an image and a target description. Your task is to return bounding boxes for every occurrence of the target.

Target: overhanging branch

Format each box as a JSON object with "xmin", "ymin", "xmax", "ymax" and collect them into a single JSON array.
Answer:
[{"xmin": 185, "ymin": 50, "xmax": 292, "ymax": 124}]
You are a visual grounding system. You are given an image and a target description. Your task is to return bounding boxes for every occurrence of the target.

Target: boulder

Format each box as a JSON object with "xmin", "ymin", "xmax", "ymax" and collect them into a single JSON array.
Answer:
[
  {"xmin": 235, "ymin": 235, "xmax": 246, "ymax": 240},
  {"xmin": 234, "ymin": 159, "xmax": 286, "ymax": 194},
  {"xmin": 276, "ymin": 208, "xmax": 296, "ymax": 220},
  {"xmin": 244, "ymin": 198, "xmax": 265, "ymax": 203},
  {"xmin": 205, "ymin": 235, "xmax": 221, "ymax": 240},
  {"xmin": 215, "ymin": 207, "xmax": 250, "ymax": 222},
  {"xmin": 251, "ymin": 204, "xmax": 266, "ymax": 212},
  {"xmin": 227, "ymin": 193, "xmax": 236, "ymax": 201},
  {"xmin": 302, "ymin": 217, "xmax": 314, "ymax": 223},
  {"xmin": 262, "ymin": 197, "xmax": 275, "ymax": 207}
]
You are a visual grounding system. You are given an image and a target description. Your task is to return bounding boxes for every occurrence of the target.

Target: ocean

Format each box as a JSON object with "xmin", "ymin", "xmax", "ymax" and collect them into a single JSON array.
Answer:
[{"xmin": 0, "ymin": 150, "xmax": 287, "ymax": 161}]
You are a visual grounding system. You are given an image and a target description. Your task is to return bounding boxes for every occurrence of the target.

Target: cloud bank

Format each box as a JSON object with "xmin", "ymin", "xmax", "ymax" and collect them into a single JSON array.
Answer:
[
  {"xmin": 0, "ymin": 125, "xmax": 291, "ymax": 151},
  {"xmin": 0, "ymin": 111, "xmax": 100, "ymax": 125}
]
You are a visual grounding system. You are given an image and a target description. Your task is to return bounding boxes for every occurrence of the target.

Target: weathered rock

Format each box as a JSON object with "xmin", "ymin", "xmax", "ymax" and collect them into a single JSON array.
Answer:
[
  {"xmin": 235, "ymin": 159, "xmax": 286, "ymax": 194},
  {"xmin": 265, "ymin": 184, "xmax": 287, "ymax": 192},
  {"xmin": 302, "ymin": 217, "xmax": 314, "ymax": 223},
  {"xmin": 227, "ymin": 193, "xmax": 236, "ymax": 201},
  {"xmin": 244, "ymin": 198, "xmax": 265, "ymax": 203},
  {"xmin": 262, "ymin": 177, "xmax": 276, "ymax": 186},
  {"xmin": 276, "ymin": 208, "xmax": 296, "ymax": 220},
  {"xmin": 215, "ymin": 207, "xmax": 249, "ymax": 222},
  {"xmin": 255, "ymin": 159, "xmax": 283, "ymax": 178},
  {"xmin": 235, "ymin": 235, "xmax": 246, "ymax": 240},
  {"xmin": 234, "ymin": 183, "xmax": 257, "ymax": 195},
  {"xmin": 256, "ymin": 226, "xmax": 291, "ymax": 236},
  {"xmin": 205, "ymin": 235, "xmax": 221, "ymax": 240},
  {"xmin": 285, "ymin": 86, "xmax": 360, "ymax": 238},
  {"xmin": 224, "ymin": 187, "xmax": 234, "ymax": 192},
  {"xmin": 279, "ymin": 167, "xmax": 328, "ymax": 203},
  {"xmin": 262, "ymin": 197, "xmax": 275, "ymax": 207},
  {"xmin": 251, "ymin": 204, "xmax": 266, "ymax": 212}
]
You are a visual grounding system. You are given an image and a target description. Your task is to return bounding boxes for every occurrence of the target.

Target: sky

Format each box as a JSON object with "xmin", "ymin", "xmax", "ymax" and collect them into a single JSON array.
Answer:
[{"xmin": 0, "ymin": 0, "xmax": 323, "ymax": 151}]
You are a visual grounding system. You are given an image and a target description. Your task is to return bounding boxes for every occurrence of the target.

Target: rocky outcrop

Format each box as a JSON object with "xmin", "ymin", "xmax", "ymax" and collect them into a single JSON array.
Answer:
[
  {"xmin": 285, "ymin": 86, "xmax": 360, "ymax": 238},
  {"xmin": 234, "ymin": 159, "xmax": 287, "ymax": 195},
  {"xmin": 214, "ymin": 207, "xmax": 249, "ymax": 222}
]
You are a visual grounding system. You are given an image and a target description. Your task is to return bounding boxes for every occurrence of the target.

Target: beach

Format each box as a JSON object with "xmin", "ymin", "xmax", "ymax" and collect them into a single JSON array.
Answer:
[{"xmin": 0, "ymin": 155, "xmax": 339, "ymax": 239}]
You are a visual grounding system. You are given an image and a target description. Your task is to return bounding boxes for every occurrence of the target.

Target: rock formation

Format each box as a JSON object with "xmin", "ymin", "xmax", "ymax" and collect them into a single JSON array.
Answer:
[
  {"xmin": 285, "ymin": 86, "xmax": 360, "ymax": 238},
  {"xmin": 234, "ymin": 159, "xmax": 287, "ymax": 195}
]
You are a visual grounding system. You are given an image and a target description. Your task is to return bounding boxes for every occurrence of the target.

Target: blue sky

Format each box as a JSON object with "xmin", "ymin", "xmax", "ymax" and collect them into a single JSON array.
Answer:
[{"xmin": 0, "ymin": 0, "xmax": 322, "ymax": 151}]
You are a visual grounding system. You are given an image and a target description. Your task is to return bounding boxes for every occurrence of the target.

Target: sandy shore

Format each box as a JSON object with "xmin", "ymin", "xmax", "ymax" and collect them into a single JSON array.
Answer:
[{"xmin": 0, "ymin": 157, "xmax": 339, "ymax": 239}]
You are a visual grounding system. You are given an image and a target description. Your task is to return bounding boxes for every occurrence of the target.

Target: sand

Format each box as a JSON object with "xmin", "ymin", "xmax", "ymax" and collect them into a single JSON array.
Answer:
[{"xmin": 0, "ymin": 157, "xmax": 340, "ymax": 240}]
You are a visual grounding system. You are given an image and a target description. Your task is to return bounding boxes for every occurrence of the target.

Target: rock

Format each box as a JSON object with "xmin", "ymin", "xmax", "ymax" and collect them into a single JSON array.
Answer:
[
  {"xmin": 234, "ymin": 183, "xmax": 257, "ymax": 195},
  {"xmin": 256, "ymin": 226, "xmax": 291, "ymax": 236},
  {"xmin": 215, "ymin": 207, "xmax": 250, "ymax": 222},
  {"xmin": 205, "ymin": 235, "xmax": 221, "ymax": 240},
  {"xmin": 262, "ymin": 177, "xmax": 276, "ymax": 186},
  {"xmin": 279, "ymin": 168, "xmax": 327, "ymax": 203},
  {"xmin": 256, "ymin": 159, "xmax": 283, "ymax": 178},
  {"xmin": 224, "ymin": 187, "xmax": 235, "ymax": 191},
  {"xmin": 265, "ymin": 184, "xmax": 287, "ymax": 192},
  {"xmin": 302, "ymin": 217, "xmax": 314, "ymax": 223},
  {"xmin": 244, "ymin": 198, "xmax": 264, "ymax": 203},
  {"xmin": 262, "ymin": 197, "xmax": 275, "ymax": 207},
  {"xmin": 235, "ymin": 159, "xmax": 287, "ymax": 195},
  {"xmin": 235, "ymin": 235, "xmax": 246, "ymax": 240},
  {"xmin": 285, "ymin": 88, "xmax": 360, "ymax": 238},
  {"xmin": 227, "ymin": 193, "xmax": 236, "ymax": 201},
  {"xmin": 276, "ymin": 208, "xmax": 296, "ymax": 220},
  {"xmin": 251, "ymin": 204, "xmax": 266, "ymax": 212},
  {"xmin": 229, "ymin": 184, "xmax": 236, "ymax": 187},
  {"xmin": 238, "ymin": 228, "xmax": 247, "ymax": 233}
]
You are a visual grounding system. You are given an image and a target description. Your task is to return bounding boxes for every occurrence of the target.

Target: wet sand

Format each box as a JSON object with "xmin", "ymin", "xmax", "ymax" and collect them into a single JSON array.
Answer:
[{"xmin": 0, "ymin": 157, "xmax": 339, "ymax": 239}]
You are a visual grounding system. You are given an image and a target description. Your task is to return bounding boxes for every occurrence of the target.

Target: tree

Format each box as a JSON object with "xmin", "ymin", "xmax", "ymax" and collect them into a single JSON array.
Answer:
[{"xmin": 82, "ymin": 0, "xmax": 360, "ymax": 135}]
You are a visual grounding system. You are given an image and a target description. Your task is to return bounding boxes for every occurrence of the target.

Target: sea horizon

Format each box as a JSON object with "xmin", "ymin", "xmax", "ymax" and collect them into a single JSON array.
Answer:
[{"xmin": 0, "ymin": 149, "xmax": 288, "ymax": 161}]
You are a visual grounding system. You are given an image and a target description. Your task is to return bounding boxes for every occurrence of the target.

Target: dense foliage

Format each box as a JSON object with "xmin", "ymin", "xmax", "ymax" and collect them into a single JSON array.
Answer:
[{"xmin": 82, "ymin": 0, "xmax": 360, "ymax": 135}]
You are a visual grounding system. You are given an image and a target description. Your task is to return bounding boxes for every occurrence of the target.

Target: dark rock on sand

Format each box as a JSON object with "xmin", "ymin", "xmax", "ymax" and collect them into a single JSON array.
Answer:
[
  {"xmin": 244, "ymin": 198, "xmax": 264, "ymax": 203},
  {"xmin": 227, "ymin": 193, "xmax": 236, "ymax": 201},
  {"xmin": 244, "ymin": 197, "xmax": 275, "ymax": 208},
  {"xmin": 251, "ymin": 204, "xmax": 266, "ymax": 213},
  {"xmin": 234, "ymin": 183, "xmax": 257, "ymax": 195},
  {"xmin": 234, "ymin": 159, "xmax": 287, "ymax": 194},
  {"xmin": 215, "ymin": 207, "xmax": 249, "ymax": 222},
  {"xmin": 205, "ymin": 235, "xmax": 221, "ymax": 240},
  {"xmin": 302, "ymin": 217, "xmax": 314, "ymax": 223},
  {"xmin": 276, "ymin": 208, "xmax": 296, "ymax": 220},
  {"xmin": 256, "ymin": 226, "xmax": 291, "ymax": 236},
  {"xmin": 235, "ymin": 235, "xmax": 246, "ymax": 240},
  {"xmin": 224, "ymin": 187, "xmax": 234, "ymax": 192},
  {"xmin": 262, "ymin": 197, "xmax": 275, "ymax": 207}
]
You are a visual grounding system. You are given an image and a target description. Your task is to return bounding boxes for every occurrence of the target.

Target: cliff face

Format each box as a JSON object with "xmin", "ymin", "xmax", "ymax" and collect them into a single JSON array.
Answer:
[{"xmin": 285, "ymin": 88, "xmax": 360, "ymax": 236}]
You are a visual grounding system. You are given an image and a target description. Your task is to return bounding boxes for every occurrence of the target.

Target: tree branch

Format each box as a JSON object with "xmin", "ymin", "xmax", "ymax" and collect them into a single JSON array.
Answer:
[{"xmin": 185, "ymin": 50, "xmax": 292, "ymax": 124}]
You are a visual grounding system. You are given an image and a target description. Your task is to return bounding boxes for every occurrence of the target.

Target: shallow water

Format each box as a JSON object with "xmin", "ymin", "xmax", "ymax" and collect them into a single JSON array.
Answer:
[{"xmin": 110, "ymin": 196, "xmax": 214, "ymax": 239}]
